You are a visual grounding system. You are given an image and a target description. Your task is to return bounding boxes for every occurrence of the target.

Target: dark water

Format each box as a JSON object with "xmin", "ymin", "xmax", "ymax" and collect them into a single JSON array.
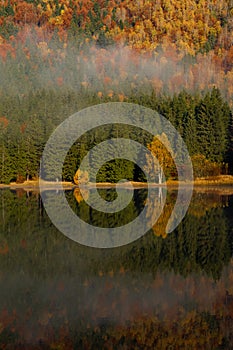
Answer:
[{"xmin": 0, "ymin": 187, "xmax": 233, "ymax": 349}]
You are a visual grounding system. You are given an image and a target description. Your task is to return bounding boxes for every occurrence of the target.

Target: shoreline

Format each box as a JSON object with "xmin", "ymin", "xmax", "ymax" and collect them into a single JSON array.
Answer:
[{"xmin": 1, "ymin": 175, "xmax": 233, "ymax": 190}]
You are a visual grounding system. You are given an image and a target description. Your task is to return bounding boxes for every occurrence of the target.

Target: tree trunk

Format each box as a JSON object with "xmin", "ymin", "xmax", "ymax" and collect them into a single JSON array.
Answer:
[{"xmin": 158, "ymin": 169, "xmax": 163, "ymax": 184}]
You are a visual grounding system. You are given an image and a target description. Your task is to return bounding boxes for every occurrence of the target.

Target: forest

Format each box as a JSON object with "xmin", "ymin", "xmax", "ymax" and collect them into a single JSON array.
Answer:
[{"xmin": 0, "ymin": 0, "xmax": 233, "ymax": 183}]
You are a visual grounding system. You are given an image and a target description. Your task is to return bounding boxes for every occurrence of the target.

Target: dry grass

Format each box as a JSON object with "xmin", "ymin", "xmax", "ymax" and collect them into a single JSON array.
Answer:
[
  {"xmin": 193, "ymin": 175, "xmax": 233, "ymax": 185},
  {"xmin": 1, "ymin": 175, "xmax": 233, "ymax": 190}
]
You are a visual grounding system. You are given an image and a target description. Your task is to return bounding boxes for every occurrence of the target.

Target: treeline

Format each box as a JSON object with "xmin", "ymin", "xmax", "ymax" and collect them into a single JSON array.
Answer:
[{"xmin": 0, "ymin": 87, "xmax": 232, "ymax": 183}]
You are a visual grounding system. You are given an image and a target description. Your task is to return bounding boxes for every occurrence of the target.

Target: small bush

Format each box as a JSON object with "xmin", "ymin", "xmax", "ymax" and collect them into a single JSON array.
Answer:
[
  {"xmin": 191, "ymin": 154, "xmax": 221, "ymax": 178},
  {"xmin": 16, "ymin": 174, "xmax": 25, "ymax": 184},
  {"xmin": 73, "ymin": 169, "xmax": 89, "ymax": 185}
]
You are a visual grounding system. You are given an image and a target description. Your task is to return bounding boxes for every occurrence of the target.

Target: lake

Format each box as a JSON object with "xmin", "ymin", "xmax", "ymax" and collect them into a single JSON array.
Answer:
[{"xmin": 0, "ymin": 187, "xmax": 233, "ymax": 349}]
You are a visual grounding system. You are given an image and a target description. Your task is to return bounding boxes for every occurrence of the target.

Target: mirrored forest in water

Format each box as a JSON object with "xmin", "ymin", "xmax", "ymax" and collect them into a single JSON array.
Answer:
[{"xmin": 0, "ymin": 188, "xmax": 233, "ymax": 349}]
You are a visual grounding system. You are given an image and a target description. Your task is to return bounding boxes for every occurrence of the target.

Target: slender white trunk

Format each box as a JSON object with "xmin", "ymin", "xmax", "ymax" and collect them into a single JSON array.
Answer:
[
  {"xmin": 158, "ymin": 169, "xmax": 163, "ymax": 184},
  {"xmin": 159, "ymin": 187, "xmax": 163, "ymax": 202}
]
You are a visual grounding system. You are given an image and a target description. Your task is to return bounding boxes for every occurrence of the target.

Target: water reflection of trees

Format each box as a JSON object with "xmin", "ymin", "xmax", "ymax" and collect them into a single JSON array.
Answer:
[
  {"xmin": 0, "ymin": 188, "xmax": 232, "ymax": 280},
  {"xmin": 71, "ymin": 187, "xmax": 143, "ymax": 228},
  {"xmin": 0, "ymin": 189, "xmax": 233, "ymax": 348}
]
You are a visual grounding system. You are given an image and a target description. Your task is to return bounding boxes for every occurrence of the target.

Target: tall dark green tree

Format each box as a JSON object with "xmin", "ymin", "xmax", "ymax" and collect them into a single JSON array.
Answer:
[{"xmin": 195, "ymin": 88, "xmax": 231, "ymax": 162}]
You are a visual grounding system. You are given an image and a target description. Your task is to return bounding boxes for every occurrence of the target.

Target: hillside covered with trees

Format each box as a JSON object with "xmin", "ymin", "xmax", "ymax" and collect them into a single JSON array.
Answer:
[{"xmin": 0, "ymin": 0, "xmax": 233, "ymax": 182}]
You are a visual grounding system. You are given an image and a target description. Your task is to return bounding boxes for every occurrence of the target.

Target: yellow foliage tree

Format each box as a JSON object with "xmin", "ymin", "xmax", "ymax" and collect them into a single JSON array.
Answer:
[{"xmin": 145, "ymin": 133, "xmax": 176, "ymax": 184}]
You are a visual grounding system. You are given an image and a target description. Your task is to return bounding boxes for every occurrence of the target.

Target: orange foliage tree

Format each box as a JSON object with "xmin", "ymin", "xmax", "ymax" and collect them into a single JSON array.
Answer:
[{"xmin": 73, "ymin": 168, "xmax": 89, "ymax": 185}]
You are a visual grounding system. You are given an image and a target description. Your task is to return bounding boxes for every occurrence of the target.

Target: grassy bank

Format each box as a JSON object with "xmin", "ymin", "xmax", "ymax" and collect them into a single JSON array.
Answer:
[{"xmin": 1, "ymin": 176, "xmax": 233, "ymax": 190}]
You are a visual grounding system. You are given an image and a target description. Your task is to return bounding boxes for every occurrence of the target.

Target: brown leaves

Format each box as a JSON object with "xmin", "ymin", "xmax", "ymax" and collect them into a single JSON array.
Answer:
[
  {"xmin": 20, "ymin": 122, "xmax": 26, "ymax": 133},
  {"xmin": 14, "ymin": 1, "xmax": 38, "ymax": 25},
  {"xmin": 0, "ymin": 116, "xmax": 9, "ymax": 129}
]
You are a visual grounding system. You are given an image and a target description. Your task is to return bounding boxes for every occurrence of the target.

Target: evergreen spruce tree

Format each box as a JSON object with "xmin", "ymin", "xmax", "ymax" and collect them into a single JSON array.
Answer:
[{"xmin": 195, "ymin": 88, "xmax": 231, "ymax": 163}]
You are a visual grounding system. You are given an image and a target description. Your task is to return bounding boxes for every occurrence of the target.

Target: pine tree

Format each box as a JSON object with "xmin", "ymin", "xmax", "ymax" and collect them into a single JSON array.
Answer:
[
  {"xmin": 195, "ymin": 88, "xmax": 230, "ymax": 162},
  {"xmin": 226, "ymin": 110, "xmax": 233, "ymax": 173}
]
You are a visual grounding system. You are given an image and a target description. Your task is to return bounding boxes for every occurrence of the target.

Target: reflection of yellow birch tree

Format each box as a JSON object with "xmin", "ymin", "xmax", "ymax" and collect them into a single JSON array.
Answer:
[
  {"xmin": 145, "ymin": 192, "xmax": 174, "ymax": 239},
  {"xmin": 152, "ymin": 202, "xmax": 174, "ymax": 238},
  {"xmin": 145, "ymin": 133, "xmax": 176, "ymax": 183}
]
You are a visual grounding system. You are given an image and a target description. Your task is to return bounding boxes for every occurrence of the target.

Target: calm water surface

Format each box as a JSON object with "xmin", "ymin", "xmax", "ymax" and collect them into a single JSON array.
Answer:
[{"xmin": 0, "ymin": 187, "xmax": 233, "ymax": 349}]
